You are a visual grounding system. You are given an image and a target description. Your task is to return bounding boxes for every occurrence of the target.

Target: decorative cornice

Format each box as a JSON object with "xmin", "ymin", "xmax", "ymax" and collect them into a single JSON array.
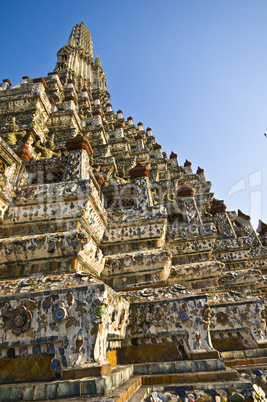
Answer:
[
  {"xmin": 177, "ymin": 182, "xmax": 194, "ymax": 197},
  {"xmin": 130, "ymin": 162, "xmax": 150, "ymax": 180},
  {"xmin": 115, "ymin": 122, "xmax": 124, "ymax": 129},
  {"xmin": 135, "ymin": 134, "xmax": 144, "ymax": 140},
  {"xmin": 3, "ymin": 78, "xmax": 12, "ymax": 86},
  {"xmin": 66, "ymin": 133, "xmax": 93, "ymax": 157},
  {"xmin": 235, "ymin": 209, "xmax": 251, "ymax": 225},
  {"xmin": 14, "ymin": 144, "xmax": 35, "ymax": 162},
  {"xmin": 32, "ymin": 77, "xmax": 47, "ymax": 89},
  {"xmin": 65, "ymin": 95, "xmax": 77, "ymax": 105},
  {"xmin": 153, "ymin": 143, "xmax": 162, "ymax": 150},
  {"xmin": 257, "ymin": 219, "xmax": 267, "ymax": 235},
  {"xmin": 209, "ymin": 198, "xmax": 226, "ymax": 215},
  {"xmin": 92, "ymin": 110, "xmax": 102, "ymax": 117}
]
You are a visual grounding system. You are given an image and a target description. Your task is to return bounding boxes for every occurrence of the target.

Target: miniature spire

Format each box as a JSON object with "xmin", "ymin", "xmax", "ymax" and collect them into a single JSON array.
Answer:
[{"xmin": 95, "ymin": 56, "xmax": 101, "ymax": 67}]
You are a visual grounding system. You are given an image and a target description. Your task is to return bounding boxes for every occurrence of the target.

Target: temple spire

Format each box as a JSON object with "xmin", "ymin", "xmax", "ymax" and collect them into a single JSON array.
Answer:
[
  {"xmin": 55, "ymin": 22, "xmax": 108, "ymax": 91},
  {"xmin": 68, "ymin": 21, "xmax": 93, "ymax": 57}
]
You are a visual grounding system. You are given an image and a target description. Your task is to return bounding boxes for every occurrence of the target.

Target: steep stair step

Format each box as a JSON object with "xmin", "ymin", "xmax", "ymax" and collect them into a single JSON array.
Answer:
[
  {"xmin": 221, "ymin": 348, "xmax": 267, "ymax": 368},
  {"xmin": 224, "ymin": 356, "xmax": 267, "ymax": 367},
  {"xmin": 141, "ymin": 368, "xmax": 239, "ymax": 385},
  {"xmin": 134, "ymin": 359, "xmax": 226, "ymax": 375},
  {"xmin": 0, "ymin": 365, "xmax": 134, "ymax": 401},
  {"xmin": 234, "ymin": 362, "xmax": 267, "ymax": 371}
]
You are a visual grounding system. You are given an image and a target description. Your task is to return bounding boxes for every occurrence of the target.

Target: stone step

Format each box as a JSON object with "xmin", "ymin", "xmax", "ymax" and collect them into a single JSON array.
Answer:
[
  {"xmin": 220, "ymin": 348, "xmax": 267, "ymax": 360},
  {"xmin": 220, "ymin": 348, "xmax": 267, "ymax": 368},
  {"xmin": 234, "ymin": 362, "xmax": 267, "ymax": 372},
  {"xmin": 58, "ymin": 375, "xmax": 247, "ymax": 402},
  {"xmin": 134, "ymin": 359, "xmax": 226, "ymax": 375},
  {"xmin": 224, "ymin": 356, "xmax": 267, "ymax": 368},
  {"xmin": 141, "ymin": 368, "xmax": 239, "ymax": 385},
  {"xmin": 0, "ymin": 365, "xmax": 134, "ymax": 401}
]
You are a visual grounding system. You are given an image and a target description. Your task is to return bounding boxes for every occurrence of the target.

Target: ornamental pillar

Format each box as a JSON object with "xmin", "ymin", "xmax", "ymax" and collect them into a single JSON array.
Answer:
[
  {"xmin": 129, "ymin": 162, "xmax": 153, "ymax": 208},
  {"xmin": 154, "ymin": 143, "xmax": 162, "ymax": 159},
  {"xmin": 170, "ymin": 152, "xmax": 179, "ymax": 168},
  {"xmin": 65, "ymin": 133, "xmax": 93, "ymax": 181},
  {"xmin": 176, "ymin": 182, "xmax": 202, "ymax": 224},
  {"xmin": 92, "ymin": 110, "xmax": 102, "ymax": 127},
  {"xmin": 184, "ymin": 159, "xmax": 193, "ymax": 174},
  {"xmin": 210, "ymin": 198, "xmax": 236, "ymax": 238}
]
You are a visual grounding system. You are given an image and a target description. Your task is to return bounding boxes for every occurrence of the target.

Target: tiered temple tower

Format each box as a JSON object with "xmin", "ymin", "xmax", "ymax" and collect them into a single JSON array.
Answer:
[{"xmin": 0, "ymin": 22, "xmax": 266, "ymax": 401}]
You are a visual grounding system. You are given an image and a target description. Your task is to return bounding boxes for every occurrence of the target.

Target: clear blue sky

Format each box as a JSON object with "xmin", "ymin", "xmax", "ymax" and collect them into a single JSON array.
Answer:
[{"xmin": 1, "ymin": 0, "xmax": 267, "ymax": 228}]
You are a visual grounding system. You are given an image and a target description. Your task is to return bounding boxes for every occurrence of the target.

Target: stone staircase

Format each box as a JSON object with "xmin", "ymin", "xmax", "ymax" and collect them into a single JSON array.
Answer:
[
  {"xmin": 0, "ymin": 365, "xmax": 135, "ymax": 401},
  {"xmin": 0, "ymin": 352, "xmax": 264, "ymax": 401}
]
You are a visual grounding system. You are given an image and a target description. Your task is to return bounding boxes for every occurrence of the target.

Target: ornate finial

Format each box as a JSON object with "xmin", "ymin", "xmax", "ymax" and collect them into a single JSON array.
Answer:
[
  {"xmin": 257, "ymin": 219, "xmax": 267, "ymax": 235},
  {"xmin": 153, "ymin": 143, "xmax": 162, "ymax": 150},
  {"xmin": 238, "ymin": 209, "xmax": 250, "ymax": 221},
  {"xmin": 3, "ymin": 79, "xmax": 12, "ymax": 87},
  {"xmin": 197, "ymin": 166, "xmax": 204, "ymax": 174},
  {"xmin": 235, "ymin": 209, "xmax": 251, "ymax": 226},
  {"xmin": 184, "ymin": 159, "xmax": 191, "ymax": 167},
  {"xmin": 170, "ymin": 152, "xmax": 177, "ymax": 159}
]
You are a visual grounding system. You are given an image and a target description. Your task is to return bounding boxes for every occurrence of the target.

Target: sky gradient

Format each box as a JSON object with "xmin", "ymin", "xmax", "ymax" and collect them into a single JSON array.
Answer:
[{"xmin": 1, "ymin": 0, "xmax": 267, "ymax": 227}]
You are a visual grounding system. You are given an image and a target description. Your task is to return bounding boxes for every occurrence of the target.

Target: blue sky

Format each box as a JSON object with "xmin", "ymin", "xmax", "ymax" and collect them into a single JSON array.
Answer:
[{"xmin": 1, "ymin": 0, "xmax": 267, "ymax": 227}]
